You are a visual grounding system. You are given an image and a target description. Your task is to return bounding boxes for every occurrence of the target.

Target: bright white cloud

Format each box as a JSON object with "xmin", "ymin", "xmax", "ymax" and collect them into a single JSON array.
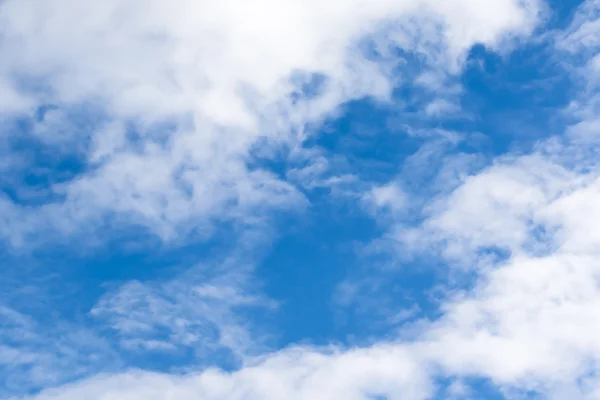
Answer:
[
  {"xmin": 406, "ymin": 147, "xmax": 600, "ymax": 397},
  {"xmin": 0, "ymin": 0, "xmax": 540, "ymax": 247}
]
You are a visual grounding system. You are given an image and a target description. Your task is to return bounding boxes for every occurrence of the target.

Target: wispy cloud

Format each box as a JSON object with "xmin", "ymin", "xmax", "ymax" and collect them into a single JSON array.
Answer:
[
  {"xmin": 0, "ymin": 306, "xmax": 118, "ymax": 396},
  {"xmin": 91, "ymin": 260, "xmax": 275, "ymax": 363}
]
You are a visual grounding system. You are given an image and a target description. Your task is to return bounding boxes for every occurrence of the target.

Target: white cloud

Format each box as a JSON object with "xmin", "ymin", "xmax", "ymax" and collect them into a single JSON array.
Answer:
[
  {"xmin": 0, "ymin": 0, "xmax": 540, "ymax": 247},
  {"xmin": 370, "ymin": 182, "xmax": 407, "ymax": 211},
  {"xmin": 27, "ymin": 345, "xmax": 433, "ymax": 400},
  {"xmin": 397, "ymin": 153, "xmax": 578, "ymax": 264}
]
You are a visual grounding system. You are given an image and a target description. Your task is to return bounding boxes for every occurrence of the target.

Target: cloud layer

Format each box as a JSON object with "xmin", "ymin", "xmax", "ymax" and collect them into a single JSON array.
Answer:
[
  {"xmin": 6, "ymin": 0, "xmax": 600, "ymax": 399},
  {"xmin": 0, "ymin": 0, "xmax": 539, "ymax": 246}
]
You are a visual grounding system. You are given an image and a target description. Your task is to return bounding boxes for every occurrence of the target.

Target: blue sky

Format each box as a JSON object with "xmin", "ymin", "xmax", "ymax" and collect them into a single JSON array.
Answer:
[{"xmin": 2, "ymin": 0, "xmax": 600, "ymax": 399}]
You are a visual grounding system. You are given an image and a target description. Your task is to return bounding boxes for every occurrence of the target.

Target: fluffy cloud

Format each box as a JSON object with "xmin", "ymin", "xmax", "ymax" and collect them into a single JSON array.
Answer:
[
  {"xmin": 0, "ymin": 0, "xmax": 539, "ymax": 247},
  {"xmin": 412, "ymin": 145, "xmax": 600, "ymax": 397}
]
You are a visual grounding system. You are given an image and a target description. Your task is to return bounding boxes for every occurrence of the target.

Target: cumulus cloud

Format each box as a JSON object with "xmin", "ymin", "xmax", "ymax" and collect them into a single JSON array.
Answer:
[{"xmin": 405, "ymin": 146, "xmax": 600, "ymax": 397}]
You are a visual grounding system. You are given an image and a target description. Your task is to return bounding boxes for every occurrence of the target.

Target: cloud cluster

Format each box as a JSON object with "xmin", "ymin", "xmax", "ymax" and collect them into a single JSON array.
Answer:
[
  {"xmin": 29, "ymin": 121, "xmax": 600, "ymax": 399},
  {"xmin": 11, "ymin": 0, "xmax": 600, "ymax": 399},
  {"xmin": 30, "ymin": 126, "xmax": 600, "ymax": 399},
  {"xmin": 0, "ymin": 0, "xmax": 539, "ymax": 247}
]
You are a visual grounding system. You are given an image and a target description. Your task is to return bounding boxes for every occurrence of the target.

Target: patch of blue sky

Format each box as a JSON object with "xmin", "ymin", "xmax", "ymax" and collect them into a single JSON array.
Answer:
[
  {"xmin": 459, "ymin": 43, "xmax": 573, "ymax": 155},
  {"xmin": 433, "ymin": 376, "xmax": 509, "ymax": 400},
  {"xmin": 547, "ymin": 0, "xmax": 588, "ymax": 29},
  {"xmin": 0, "ymin": 104, "xmax": 95, "ymax": 205}
]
